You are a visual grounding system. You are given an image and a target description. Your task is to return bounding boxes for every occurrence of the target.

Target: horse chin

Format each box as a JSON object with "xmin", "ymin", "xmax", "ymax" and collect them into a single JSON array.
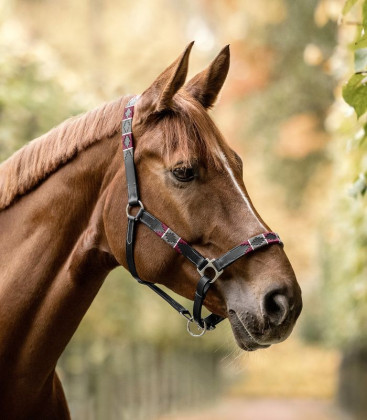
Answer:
[{"xmin": 228, "ymin": 310, "xmax": 271, "ymax": 352}]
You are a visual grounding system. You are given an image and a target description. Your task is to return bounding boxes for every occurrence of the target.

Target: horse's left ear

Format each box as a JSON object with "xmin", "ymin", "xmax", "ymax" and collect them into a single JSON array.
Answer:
[
  {"xmin": 184, "ymin": 45, "xmax": 230, "ymax": 109},
  {"xmin": 136, "ymin": 42, "xmax": 194, "ymax": 120}
]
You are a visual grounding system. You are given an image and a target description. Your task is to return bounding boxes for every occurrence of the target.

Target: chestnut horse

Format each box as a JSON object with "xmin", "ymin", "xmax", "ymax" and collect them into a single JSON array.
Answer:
[{"xmin": 0, "ymin": 43, "xmax": 302, "ymax": 419}]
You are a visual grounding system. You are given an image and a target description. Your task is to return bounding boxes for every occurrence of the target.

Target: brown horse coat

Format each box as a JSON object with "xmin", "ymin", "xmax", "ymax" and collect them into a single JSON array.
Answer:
[{"xmin": 0, "ymin": 44, "xmax": 301, "ymax": 419}]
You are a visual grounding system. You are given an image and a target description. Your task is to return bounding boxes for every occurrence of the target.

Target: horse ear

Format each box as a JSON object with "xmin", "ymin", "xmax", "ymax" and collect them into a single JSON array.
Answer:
[
  {"xmin": 138, "ymin": 42, "xmax": 194, "ymax": 116},
  {"xmin": 184, "ymin": 45, "xmax": 230, "ymax": 109}
]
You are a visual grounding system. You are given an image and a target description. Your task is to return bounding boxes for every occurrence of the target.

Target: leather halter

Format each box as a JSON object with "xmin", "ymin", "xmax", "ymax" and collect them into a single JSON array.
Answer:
[{"xmin": 122, "ymin": 96, "xmax": 283, "ymax": 336}]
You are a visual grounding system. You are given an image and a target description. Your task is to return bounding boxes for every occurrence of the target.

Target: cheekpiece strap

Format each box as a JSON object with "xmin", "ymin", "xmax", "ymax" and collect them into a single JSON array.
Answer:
[{"xmin": 122, "ymin": 96, "xmax": 140, "ymax": 205}]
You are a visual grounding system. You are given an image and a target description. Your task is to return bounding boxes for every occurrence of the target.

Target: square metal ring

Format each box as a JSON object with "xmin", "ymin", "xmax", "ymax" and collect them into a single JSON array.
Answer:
[{"xmin": 197, "ymin": 259, "xmax": 223, "ymax": 283}]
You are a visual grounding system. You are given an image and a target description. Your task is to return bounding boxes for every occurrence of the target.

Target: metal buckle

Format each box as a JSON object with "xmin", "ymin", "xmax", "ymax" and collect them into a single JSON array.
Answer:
[
  {"xmin": 180, "ymin": 310, "xmax": 192, "ymax": 321},
  {"xmin": 197, "ymin": 259, "xmax": 223, "ymax": 283},
  {"xmin": 126, "ymin": 200, "xmax": 144, "ymax": 221},
  {"xmin": 186, "ymin": 318, "xmax": 207, "ymax": 337}
]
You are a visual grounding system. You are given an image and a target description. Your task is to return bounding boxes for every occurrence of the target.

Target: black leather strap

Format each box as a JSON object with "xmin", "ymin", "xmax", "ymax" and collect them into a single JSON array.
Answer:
[
  {"xmin": 126, "ymin": 217, "xmax": 140, "ymax": 280},
  {"xmin": 146, "ymin": 283, "xmax": 192, "ymax": 317},
  {"xmin": 193, "ymin": 276, "xmax": 225, "ymax": 329},
  {"xmin": 125, "ymin": 207, "xmax": 223, "ymax": 329},
  {"xmin": 214, "ymin": 233, "xmax": 283, "ymax": 271},
  {"xmin": 203, "ymin": 313, "xmax": 224, "ymax": 330},
  {"xmin": 193, "ymin": 276, "xmax": 212, "ymax": 328},
  {"xmin": 122, "ymin": 96, "xmax": 140, "ymax": 205},
  {"xmin": 123, "ymin": 149, "xmax": 139, "ymax": 205},
  {"xmin": 140, "ymin": 210, "xmax": 207, "ymax": 269},
  {"xmin": 214, "ymin": 244, "xmax": 250, "ymax": 271}
]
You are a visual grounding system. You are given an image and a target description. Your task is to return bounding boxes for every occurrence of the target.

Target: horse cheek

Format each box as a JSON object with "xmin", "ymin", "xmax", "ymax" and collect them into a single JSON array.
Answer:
[{"xmin": 102, "ymin": 175, "xmax": 128, "ymax": 267}]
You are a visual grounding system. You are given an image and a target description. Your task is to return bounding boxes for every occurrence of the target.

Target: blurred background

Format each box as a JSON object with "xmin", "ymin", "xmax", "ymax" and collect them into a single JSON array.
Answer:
[{"xmin": 1, "ymin": 0, "xmax": 366, "ymax": 419}]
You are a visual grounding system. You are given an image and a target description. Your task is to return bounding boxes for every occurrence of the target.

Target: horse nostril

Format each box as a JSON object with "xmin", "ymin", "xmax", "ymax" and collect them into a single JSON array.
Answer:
[{"xmin": 263, "ymin": 292, "xmax": 290, "ymax": 326}]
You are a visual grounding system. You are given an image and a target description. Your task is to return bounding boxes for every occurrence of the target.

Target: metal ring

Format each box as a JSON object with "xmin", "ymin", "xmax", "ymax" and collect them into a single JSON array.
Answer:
[
  {"xmin": 197, "ymin": 259, "xmax": 223, "ymax": 283},
  {"xmin": 126, "ymin": 200, "xmax": 144, "ymax": 220},
  {"xmin": 186, "ymin": 319, "xmax": 207, "ymax": 337}
]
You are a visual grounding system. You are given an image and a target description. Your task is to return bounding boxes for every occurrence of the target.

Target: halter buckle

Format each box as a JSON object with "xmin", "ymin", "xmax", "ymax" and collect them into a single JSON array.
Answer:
[
  {"xmin": 179, "ymin": 310, "xmax": 192, "ymax": 321},
  {"xmin": 197, "ymin": 259, "xmax": 223, "ymax": 283},
  {"xmin": 126, "ymin": 200, "xmax": 144, "ymax": 221}
]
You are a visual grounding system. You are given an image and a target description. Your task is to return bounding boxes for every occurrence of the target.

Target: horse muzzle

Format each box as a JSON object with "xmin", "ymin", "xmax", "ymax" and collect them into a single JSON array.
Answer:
[{"xmin": 226, "ymin": 284, "xmax": 303, "ymax": 351}]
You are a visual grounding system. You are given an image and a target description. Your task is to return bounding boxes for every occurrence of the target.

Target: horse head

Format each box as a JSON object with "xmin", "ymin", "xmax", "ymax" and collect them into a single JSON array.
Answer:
[{"xmin": 104, "ymin": 43, "xmax": 302, "ymax": 351}]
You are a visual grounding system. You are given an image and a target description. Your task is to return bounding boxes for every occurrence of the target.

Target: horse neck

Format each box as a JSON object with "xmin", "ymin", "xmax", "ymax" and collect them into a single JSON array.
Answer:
[{"xmin": 0, "ymin": 133, "xmax": 121, "ymax": 392}]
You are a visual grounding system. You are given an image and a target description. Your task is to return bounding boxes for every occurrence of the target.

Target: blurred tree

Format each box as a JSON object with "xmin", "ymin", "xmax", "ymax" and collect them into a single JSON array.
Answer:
[
  {"xmin": 1, "ymin": 0, "xmax": 346, "ymax": 416},
  {"xmin": 0, "ymin": 16, "xmax": 84, "ymax": 161},
  {"xmin": 315, "ymin": 0, "xmax": 367, "ymax": 417},
  {"xmin": 242, "ymin": 0, "xmax": 336, "ymax": 208}
]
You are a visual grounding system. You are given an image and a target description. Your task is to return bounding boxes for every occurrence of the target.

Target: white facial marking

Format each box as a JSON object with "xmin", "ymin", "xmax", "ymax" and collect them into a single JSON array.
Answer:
[{"xmin": 219, "ymin": 150, "xmax": 266, "ymax": 230}]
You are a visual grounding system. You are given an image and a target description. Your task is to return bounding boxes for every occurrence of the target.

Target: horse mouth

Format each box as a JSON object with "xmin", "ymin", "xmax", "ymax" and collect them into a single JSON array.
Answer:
[{"xmin": 228, "ymin": 310, "xmax": 270, "ymax": 352}]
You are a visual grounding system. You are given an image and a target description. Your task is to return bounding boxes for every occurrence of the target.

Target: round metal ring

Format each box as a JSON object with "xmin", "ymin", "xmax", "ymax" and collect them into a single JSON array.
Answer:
[
  {"xmin": 187, "ymin": 319, "xmax": 207, "ymax": 337},
  {"xmin": 126, "ymin": 200, "xmax": 144, "ymax": 220}
]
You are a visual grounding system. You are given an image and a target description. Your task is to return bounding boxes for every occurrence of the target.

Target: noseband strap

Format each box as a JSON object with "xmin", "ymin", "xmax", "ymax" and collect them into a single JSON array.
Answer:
[{"xmin": 122, "ymin": 96, "xmax": 283, "ymax": 336}]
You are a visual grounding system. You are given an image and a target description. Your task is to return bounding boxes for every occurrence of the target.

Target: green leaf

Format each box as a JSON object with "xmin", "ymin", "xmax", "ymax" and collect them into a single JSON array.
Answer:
[
  {"xmin": 354, "ymin": 34, "xmax": 367, "ymax": 49},
  {"xmin": 343, "ymin": 73, "xmax": 367, "ymax": 117},
  {"xmin": 343, "ymin": 0, "xmax": 360, "ymax": 15},
  {"xmin": 355, "ymin": 48, "xmax": 367, "ymax": 71},
  {"xmin": 349, "ymin": 173, "xmax": 367, "ymax": 197}
]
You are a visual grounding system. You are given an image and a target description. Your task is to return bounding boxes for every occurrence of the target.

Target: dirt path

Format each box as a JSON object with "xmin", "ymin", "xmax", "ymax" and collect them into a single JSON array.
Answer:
[{"xmin": 157, "ymin": 398, "xmax": 351, "ymax": 420}]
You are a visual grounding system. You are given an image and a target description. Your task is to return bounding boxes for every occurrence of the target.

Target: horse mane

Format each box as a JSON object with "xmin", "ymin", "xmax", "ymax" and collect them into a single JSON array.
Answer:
[
  {"xmin": 0, "ymin": 96, "xmax": 128, "ymax": 211},
  {"xmin": 0, "ymin": 92, "xmax": 236, "ymax": 211}
]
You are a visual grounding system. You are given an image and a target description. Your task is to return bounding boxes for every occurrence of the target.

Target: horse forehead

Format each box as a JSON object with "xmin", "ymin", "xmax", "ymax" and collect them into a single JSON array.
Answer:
[{"xmin": 144, "ymin": 115, "xmax": 224, "ymax": 163}]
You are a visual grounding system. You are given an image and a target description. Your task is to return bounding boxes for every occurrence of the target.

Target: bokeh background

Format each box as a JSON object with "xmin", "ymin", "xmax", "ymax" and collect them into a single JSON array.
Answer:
[{"xmin": 1, "ymin": 0, "xmax": 366, "ymax": 419}]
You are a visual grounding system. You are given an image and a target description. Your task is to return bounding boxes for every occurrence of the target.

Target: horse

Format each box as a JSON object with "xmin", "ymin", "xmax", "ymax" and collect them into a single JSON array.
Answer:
[{"xmin": 0, "ymin": 42, "xmax": 302, "ymax": 419}]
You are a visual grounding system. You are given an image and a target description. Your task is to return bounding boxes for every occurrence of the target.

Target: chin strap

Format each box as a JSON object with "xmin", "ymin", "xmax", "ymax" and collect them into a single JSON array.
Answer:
[{"xmin": 122, "ymin": 96, "xmax": 283, "ymax": 336}]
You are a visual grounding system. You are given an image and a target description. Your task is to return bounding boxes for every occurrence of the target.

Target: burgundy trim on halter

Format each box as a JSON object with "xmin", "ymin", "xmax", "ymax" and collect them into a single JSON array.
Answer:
[
  {"xmin": 175, "ymin": 238, "xmax": 190, "ymax": 254},
  {"xmin": 122, "ymin": 95, "xmax": 284, "ymax": 335},
  {"xmin": 140, "ymin": 216, "xmax": 190, "ymax": 254},
  {"xmin": 242, "ymin": 232, "xmax": 282, "ymax": 251},
  {"xmin": 122, "ymin": 101, "xmax": 137, "ymax": 155}
]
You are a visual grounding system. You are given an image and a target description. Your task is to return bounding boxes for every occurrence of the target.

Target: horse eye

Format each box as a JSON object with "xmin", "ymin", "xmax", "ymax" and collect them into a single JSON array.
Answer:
[{"xmin": 172, "ymin": 166, "xmax": 195, "ymax": 182}]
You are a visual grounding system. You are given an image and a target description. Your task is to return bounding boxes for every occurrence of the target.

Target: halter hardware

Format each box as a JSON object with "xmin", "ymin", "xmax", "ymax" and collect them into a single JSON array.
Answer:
[
  {"xmin": 197, "ymin": 259, "xmax": 223, "ymax": 283},
  {"xmin": 121, "ymin": 96, "xmax": 283, "ymax": 336},
  {"xmin": 187, "ymin": 318, "xmax": 207, "ymax": 337},
  {"xmin": 126, "ymin": 200, "xmax": 144, "ymax": 221}
]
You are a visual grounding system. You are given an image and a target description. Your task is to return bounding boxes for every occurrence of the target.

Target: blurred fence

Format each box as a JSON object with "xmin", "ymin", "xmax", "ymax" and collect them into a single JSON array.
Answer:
[{"xmin": 58, "ymin": 341, "xmax": 224, "ymax": 420}]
